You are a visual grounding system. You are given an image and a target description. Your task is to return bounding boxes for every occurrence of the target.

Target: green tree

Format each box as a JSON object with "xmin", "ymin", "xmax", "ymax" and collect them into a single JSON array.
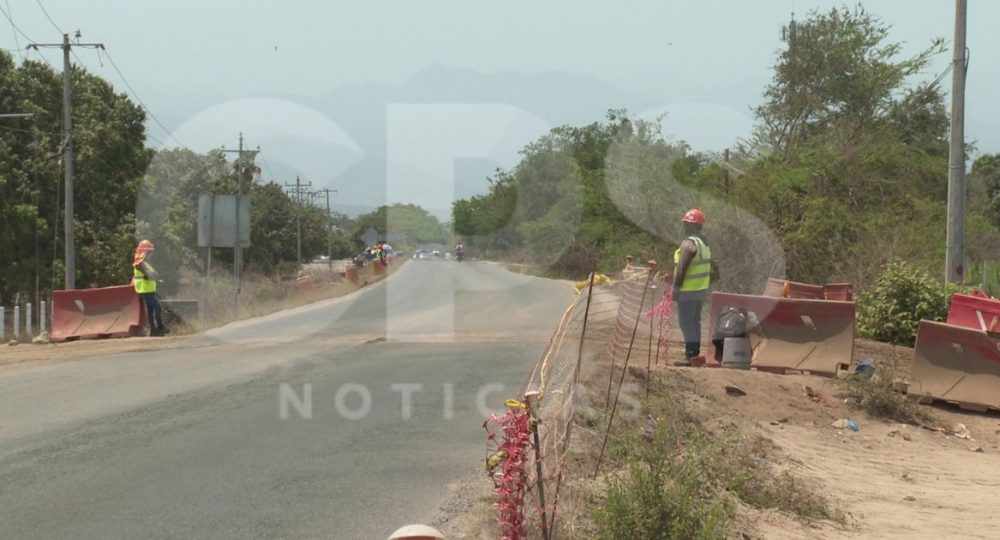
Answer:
[
  {"xmin": 973, "ymin": 154, "xmax": 1000, "ymax": 227},
  {"xmin": 733, "ymin": 5, "xmax": 958, "ymax": 286},
  {"xmin": 0, "ymin": 53, "xmax": 150, "ymax": 301},
  {"xmin": 350, "ymin": 204, "xmax": 447, "ymax": 250},
  {"xmin": 753, "ymin": 5, "xmax": 944, "ymax": 158}
]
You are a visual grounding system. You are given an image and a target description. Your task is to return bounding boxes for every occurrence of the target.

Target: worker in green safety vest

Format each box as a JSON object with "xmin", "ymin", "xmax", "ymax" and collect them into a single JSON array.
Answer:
[
  {"xmin": 671, "ymin": 209, "xmax": 712, "ymax": 366},
  {"xmin": 132, "ymin": 239, "xmax": 167, "ymax": 337}
]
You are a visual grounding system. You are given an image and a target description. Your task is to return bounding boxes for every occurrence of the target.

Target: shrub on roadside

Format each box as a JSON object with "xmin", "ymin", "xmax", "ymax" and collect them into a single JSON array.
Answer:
[
  {"xmin": 841, "ymin": 368, "xmax": 934, "ymax": 425},
  {"xmin": 857, "ymin": 259, "xmax": 966, "ymax": 346},
  {"xmin": 592, "ymin": 385, "xmax": 841, "ymax": 538},
  {"xmin": 593, "ymin": 420, "xmax": 735, "ymax": 540}
]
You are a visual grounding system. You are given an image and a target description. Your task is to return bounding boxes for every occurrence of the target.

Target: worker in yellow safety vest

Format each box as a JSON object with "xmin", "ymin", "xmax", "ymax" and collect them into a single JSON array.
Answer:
[
  {"xmin": 670, "ymin": 209, "xmax": 712, "ymax": 366},
  {"xmin": 132, "ymin": 239, "xmax": 167, "ymax": 337}
]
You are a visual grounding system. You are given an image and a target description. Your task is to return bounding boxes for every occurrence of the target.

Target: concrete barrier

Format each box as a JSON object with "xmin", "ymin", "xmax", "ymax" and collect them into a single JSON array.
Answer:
[
  {"xmin": 909, "ymin": 320, "xmax": 1000, "ymax": 412},
  {"xmin": 946, "ymin": 293, "xmax": 1000, "ymax": 332},
  {"xmin": 709, "ymin": 292, "xmax": 855, "ymax": 376},
  {"xmin": 51, "ymin": 285, "xmax": 146, "ymax": 342}
]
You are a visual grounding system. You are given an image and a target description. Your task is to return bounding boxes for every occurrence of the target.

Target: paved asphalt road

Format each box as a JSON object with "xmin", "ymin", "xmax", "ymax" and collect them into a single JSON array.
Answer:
[{"xmin": 0, "ymin": 261, "xmax": 573, "ymax": 539}]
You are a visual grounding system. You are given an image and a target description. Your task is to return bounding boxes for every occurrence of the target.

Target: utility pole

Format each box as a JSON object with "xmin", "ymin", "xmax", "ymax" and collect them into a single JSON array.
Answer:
[
  {"xmin": 222, "ymin": 133, "xmax": 259, "ymax": 319},
  {"xmin": 284, "ymin": 176, "xmax": 312, "ymax": 267},
  {"xmin": 946, "ymin": 0, "xmax": 969, "ymax": 284},
  {"xmin": 29, "ymin": 33, "xmax": 104, "ymax": 290},
  {"xmin": 315, "ymin": 188, "xmax": 338, "ymax": 271}
]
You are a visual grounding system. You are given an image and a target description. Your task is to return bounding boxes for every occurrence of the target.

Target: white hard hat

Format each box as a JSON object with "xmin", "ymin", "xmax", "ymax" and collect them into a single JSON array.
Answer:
[{"xmin": 388, "ymin": 524, "xmax": 446, "ymax": 540}]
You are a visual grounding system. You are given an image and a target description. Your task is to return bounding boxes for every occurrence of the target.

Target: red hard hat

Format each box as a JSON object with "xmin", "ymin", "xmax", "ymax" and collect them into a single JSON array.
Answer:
[{"xmin": 681, "ymin": 209, "xmax": 705, "ymax": 225}]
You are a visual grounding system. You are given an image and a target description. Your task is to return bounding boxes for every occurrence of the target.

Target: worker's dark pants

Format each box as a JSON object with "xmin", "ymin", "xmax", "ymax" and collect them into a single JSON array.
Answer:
[
  {"xmin": 140, "ymin": 292, "xmax": 164, "ymax": 332},
  {"xmin": 677, "ymin": 300, "xmax": 703, "ymax": 359}
]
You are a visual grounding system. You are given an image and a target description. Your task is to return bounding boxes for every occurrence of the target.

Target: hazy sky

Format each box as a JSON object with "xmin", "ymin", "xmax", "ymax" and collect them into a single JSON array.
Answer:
[{"xmin": 3, "ymin": 1, "xmax": 998, "ymax": 214}]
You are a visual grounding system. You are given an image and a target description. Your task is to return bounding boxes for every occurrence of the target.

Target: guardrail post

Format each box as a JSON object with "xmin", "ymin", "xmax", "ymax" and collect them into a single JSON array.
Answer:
[{"xmin": 26, "ymin": 302, "xmax": 33, "ymax": 337}]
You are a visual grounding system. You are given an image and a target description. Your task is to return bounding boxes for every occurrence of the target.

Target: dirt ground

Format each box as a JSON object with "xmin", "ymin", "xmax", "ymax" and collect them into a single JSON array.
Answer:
[
  {"xmin": 671, "ymin": 364, "xmax": 1000, "ymax": 539},
  {"xmin": 443, "ymin": 334, "xmax": 1000, "ymax": 539}
]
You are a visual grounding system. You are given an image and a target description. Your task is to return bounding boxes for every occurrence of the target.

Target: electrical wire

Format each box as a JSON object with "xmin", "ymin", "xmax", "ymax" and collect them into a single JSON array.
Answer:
[
  {"xmin": 33, "ymin": 0, "xmax": 63, "ymax": 35},
  {"xmin": 3, "ymin": 0, "xmax": 21, "ymax": 61},
  {"xmin": 259, "ymin": 155, "xmax": 279, "ymax": 181},
  {"xmin": 98, "ymin": 47, "xmax": 188, "ymax": 149},
  {"xmin": 0, "ymin": 2, "xmax": 33, "ymax": 43},
  {"xmin": 25, "ymin": 42, "xmax": 55, "ymax": 70}
]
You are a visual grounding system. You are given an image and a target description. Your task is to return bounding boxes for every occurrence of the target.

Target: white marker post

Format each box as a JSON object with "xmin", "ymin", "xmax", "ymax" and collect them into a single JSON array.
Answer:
[
  {"xmin": 26, "ymin": 302, "xmax": 32, "ymax": 337},
  {"xmin": 40, "ymin": 301, "xmax": 46, "ymax": 334},
  {"xmin": 13, "ymin": 305, "xmax": 20, "ymax": 341},
  {"xmin": 0, "ymin": 307, "xmax": 5, "ymax": 341}
]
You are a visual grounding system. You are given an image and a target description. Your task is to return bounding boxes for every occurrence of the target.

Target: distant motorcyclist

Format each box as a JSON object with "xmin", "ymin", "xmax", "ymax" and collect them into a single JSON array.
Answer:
[{"xmin": 455, "ymin": 242, "xmax": 465, "ymax": 262}]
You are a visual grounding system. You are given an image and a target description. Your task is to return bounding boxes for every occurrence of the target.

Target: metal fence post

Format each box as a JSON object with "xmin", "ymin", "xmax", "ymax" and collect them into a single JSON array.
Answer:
[
  {"xmin": 13, "ymin": 305, "xmax": 20, "ymax": 341},
  {"xmin": 26, "ymin": 302, "xmax": 33, "ymax": 337}
]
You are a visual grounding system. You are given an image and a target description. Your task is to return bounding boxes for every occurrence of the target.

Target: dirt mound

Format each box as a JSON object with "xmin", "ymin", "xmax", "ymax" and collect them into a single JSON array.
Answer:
[{"xmin": 564, "ymin": 338, "xmax": 1000, "ymax": 539}]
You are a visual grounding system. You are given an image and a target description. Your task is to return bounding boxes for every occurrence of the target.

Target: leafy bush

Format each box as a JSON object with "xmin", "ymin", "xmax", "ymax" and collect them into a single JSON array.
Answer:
[
  {"xmin": 593, "ymin": 386, "xmax": 840, "ymax": 538},
  {"xmin": 593, "ymin": 421, "xmax": 735, "ymax": 540},
  {"xmin": 857, "ymin": 259, "xmax": 964, "ymax": 346}
]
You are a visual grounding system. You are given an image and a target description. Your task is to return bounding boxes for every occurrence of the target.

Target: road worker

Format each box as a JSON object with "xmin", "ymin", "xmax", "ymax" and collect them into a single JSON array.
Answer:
[
  {"xmin": 671, "ymin": 209, "xmax": 712, "ymax": 366},
  {"xmin": 132, "ymin": 239, "xmax": 167, "ymax": 337}
]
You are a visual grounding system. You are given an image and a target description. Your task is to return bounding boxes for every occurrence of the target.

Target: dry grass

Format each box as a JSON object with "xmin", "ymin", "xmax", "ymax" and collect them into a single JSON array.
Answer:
[
  {"xmin": 165, "ymin": 262, "xmax": 400, "ymax": 332},
  {"xmin": 574, "ymin": 372, "xmax": 842, "ymax": 539},
  {"xmin": 840, "ymin": 369, "xmax": 935, "ymax": 426}
]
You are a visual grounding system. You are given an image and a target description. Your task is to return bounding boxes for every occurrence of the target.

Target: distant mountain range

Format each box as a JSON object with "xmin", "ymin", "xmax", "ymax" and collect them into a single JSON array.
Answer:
[{"xmin": 158, "ymin": 65, "xmax": 664, "ymax": 219}]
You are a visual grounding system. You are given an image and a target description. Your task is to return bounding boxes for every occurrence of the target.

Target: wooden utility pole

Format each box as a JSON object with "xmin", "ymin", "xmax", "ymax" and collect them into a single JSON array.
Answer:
[
  {"xmin": 315, "ymin": 188, "xmax": 338, "ymax": 271},
  {"xmin": 284, "ymin": 176, "xmax": 312, "ymax": 267},
  {"xmin": 222, "ymin": 133, "xmax": 258, "ymax": 318},
  {"xmin": 946, "ymin": 0, "xmax": 968, "ymax": 284},
  {"xmin": 29, "ymin": 34, "xmax": 103, "ymax": 289}
]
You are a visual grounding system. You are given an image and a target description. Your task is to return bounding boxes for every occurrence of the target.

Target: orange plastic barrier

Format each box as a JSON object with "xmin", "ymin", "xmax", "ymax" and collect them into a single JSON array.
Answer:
[
  {"xmin": 763, "ymin": 278, "xmax": 825, "ymax": 299},
  {"xmin": 710, "ymin": 292, "xmax": 856, "ymax": 376},
  {"xmin": 763, "ymin": 278, "xmax": 854, "ymax": 302},
  {"xmin": 823, "ymin": 283, "xmax": 854, "ymax": 302},
  {"xmin": 50, "ymin": 285, "xmax": 146, "ymax": 342},
  {"xmin": 909, "ymin": 320, "xmax": 1000, "ymax": 412},
  {"xmin": 946, "ymin": 293, "xmax": 1000, "ymax": 332},
  {"xmin": 345, "ymin": 263, "xmax": 359, "ymax": 284}
]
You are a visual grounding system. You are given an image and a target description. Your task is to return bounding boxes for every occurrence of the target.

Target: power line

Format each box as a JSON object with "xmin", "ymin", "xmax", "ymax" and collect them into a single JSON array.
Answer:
[
  {"xmin": 33, "ymin": 0, "xmax": 63, "ymax": 35},
  {"xmin": 259, "ymin": 155, "xmax": 279, "ymax": 180},
  {"xmin": 25, "ymin": 43, "xmax": 56, "ymax": 69},
  {"xmin": 98, "ymin": 47, "xmax": 188, "ymax": 149},
  {"xmin": 0, "ymin": 2, "xmax": 33, "ymax": 43},
  {"xmin": 3, "ymin": 0, "xmax": 21, "ymax": 61}
]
